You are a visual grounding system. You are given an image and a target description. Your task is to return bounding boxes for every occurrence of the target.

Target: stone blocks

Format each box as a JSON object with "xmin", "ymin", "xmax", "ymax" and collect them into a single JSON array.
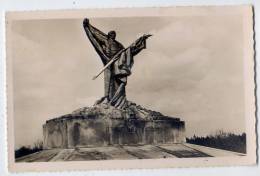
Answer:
[{"xmin": 43, "ymin": 103, "xmax": 185, "ymax": 149}]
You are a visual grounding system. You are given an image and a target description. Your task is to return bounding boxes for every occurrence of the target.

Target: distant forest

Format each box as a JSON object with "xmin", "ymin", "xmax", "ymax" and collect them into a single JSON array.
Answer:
[
  {"xmin": 15, "ymin": 140, "xmax": 43, "ymax": 159},
  {"xmin": 186, "ymin": 131, "xmax": 246, "ymax": 153}
]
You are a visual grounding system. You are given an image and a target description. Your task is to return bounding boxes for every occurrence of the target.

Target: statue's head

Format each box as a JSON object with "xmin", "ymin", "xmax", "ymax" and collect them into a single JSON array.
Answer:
[{"xmin": 108, "ymin": 31, "xmax": 116, "ymax": 40}]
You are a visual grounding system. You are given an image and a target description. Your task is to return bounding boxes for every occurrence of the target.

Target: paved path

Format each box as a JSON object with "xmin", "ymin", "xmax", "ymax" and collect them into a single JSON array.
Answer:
[{"xmin": 16, "ymin": 143, "xmax": 245, "ymax": 162}]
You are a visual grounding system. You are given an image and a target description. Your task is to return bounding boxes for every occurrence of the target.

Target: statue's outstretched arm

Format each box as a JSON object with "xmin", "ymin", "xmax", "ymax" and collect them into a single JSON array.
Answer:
[
  {"xmin": 83, "ymin": 18, "xmax": 109, "ymax": 64},
  {"xmin": 83, "ymin": 18, "xmax": 108, "ymax": 45},
  {"xmin": 130, "ymin": 34, "xmax": 152, "ymax": 56},
  {"xmin": 88, "ymin": 24, "xmax": 108, "ymax": 45}
]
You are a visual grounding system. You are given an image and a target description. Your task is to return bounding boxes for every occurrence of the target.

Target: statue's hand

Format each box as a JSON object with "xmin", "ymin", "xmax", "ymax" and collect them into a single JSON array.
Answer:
[
  {"xmin": 143, "ymin": 34, "xmax": 152, "ymax": 39},
  {"xmin": 83, "ymin": 18, "xmax": 89, "ymax": 27}
]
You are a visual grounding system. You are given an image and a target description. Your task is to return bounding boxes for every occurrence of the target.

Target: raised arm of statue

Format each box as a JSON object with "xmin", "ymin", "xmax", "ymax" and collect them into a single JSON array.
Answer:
[
  {"xmin": 83, "ymin": 18, "xmax": 108, "ymax": 45},
  {"xmin": 88, "ymin": 24, "xmax": 108, "ymax": 46},
  {"xmin": 130, "ymin": 34, "xmax": 152, "ymax": 56},
  {"xmin": 83, "ymin": 18, "xmax": 109, "ymax": 64}
]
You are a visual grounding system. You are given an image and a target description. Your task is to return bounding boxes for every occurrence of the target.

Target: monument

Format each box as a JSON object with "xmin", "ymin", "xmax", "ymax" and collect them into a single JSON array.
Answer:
[{"xmin": 42, "ymin": 18, "xmax": 185, "ymax": 149}]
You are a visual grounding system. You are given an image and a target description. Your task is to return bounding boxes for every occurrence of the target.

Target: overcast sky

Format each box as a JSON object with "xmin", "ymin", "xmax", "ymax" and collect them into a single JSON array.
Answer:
[{"xmin": 11, "ymin": 12, "xmax": 245, "ymax": 148}]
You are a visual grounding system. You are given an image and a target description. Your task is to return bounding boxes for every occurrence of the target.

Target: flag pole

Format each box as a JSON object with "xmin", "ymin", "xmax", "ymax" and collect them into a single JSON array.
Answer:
[
  {"xmin": 92, "ymin": 48, "xmax": 127, "ymax": 80},
  {"xmin": 92, "ymin": 34, "xmax": 152, "ymax": 80}
]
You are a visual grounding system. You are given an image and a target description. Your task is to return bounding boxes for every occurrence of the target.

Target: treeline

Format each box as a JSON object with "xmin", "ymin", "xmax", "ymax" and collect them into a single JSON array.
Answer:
[
  {"xmin": 15, "ymin": 140, "xmax": 43, "ymax": 158},
  {"xmin": 186, "ymin": 131, "xmax": 246, "ymax": 154}
]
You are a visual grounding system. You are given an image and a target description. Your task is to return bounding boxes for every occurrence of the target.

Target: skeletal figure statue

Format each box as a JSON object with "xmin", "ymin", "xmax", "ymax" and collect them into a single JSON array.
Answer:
[{"xmin": 83, "ymin": 18, "xmax": 152, "ymax": 109}]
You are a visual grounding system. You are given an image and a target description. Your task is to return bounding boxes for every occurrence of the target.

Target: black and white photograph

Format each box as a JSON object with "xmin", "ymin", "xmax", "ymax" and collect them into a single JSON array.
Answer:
[{"xmin": 6, "ymin": 6, "xmax": 256, "ymax": 171}]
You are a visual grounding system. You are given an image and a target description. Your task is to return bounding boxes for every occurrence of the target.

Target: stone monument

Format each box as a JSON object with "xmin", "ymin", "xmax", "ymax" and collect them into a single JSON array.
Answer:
[{"xmin": 42, "ymin": 18, "xmax": 185, "ymax": 149}]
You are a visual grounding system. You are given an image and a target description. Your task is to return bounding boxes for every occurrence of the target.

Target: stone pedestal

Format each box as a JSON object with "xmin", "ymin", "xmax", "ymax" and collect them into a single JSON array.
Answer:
[{"xmin": 43, "ymin": 103, "xmax": 185, "ymax": 149}]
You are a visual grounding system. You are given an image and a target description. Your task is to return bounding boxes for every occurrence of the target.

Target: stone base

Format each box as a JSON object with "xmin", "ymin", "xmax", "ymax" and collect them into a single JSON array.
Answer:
[
  {"xmin": 16, "ymin": 144, "xmax": 246, "ymax": 162},
  {"xmin": 43, "ymin": 102, "xmax": 185, "ymax": 149}
]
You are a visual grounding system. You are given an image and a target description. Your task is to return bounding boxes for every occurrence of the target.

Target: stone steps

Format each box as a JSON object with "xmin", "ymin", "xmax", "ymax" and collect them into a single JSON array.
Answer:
[{"xmin": 16, "ymin": 143, "xmax": 245, "ymax": 162}]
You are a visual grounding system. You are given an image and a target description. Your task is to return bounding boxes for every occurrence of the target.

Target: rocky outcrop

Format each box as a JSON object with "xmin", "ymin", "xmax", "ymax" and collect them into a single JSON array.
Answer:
[
  {"xmin": 43, "ymin": 102, "xmax": 185, "ymax": 149},
  {"xmin": 48, "ymin": 101, "xmax": 182, "ymax": 122}
]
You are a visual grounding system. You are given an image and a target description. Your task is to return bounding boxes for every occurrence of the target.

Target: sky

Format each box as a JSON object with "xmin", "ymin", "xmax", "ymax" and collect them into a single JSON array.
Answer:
[{"xmin": 11, "ymin": 11, "xmax": 246, "ymax": 148}]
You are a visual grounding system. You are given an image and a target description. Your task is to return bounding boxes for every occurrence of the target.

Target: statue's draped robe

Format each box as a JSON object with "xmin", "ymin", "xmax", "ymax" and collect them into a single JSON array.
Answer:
[{"xmin": 84, "ymin": 23, "xmax": 147, "ymax": 108}]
